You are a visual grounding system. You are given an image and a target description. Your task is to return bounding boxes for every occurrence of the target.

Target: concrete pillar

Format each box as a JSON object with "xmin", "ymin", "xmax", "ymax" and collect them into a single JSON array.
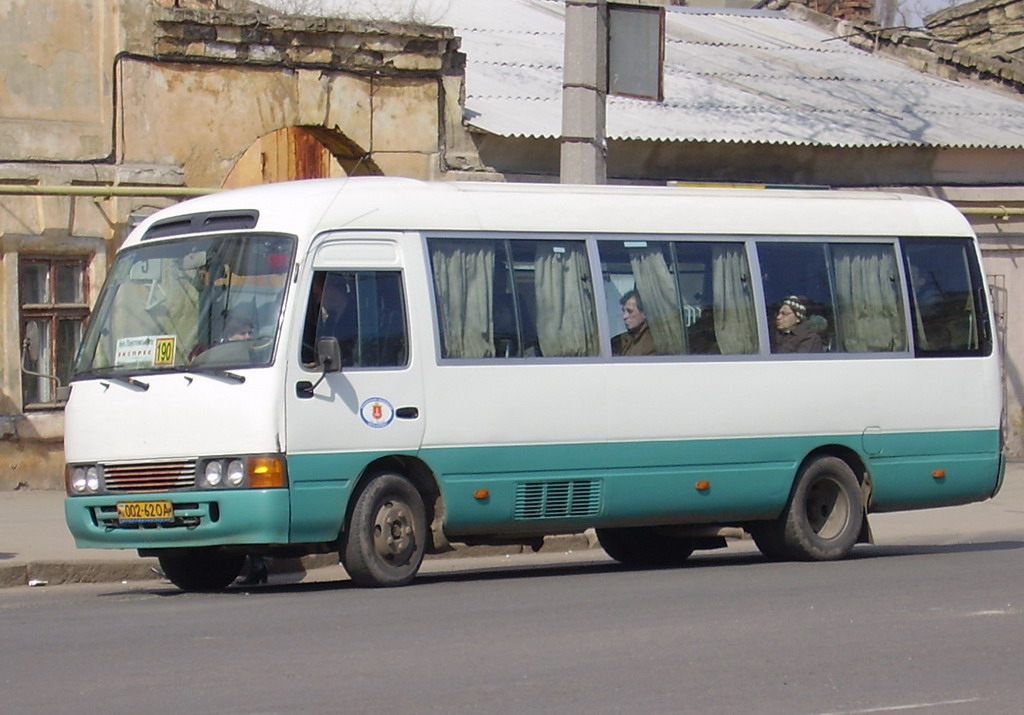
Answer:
[{"xmin": 561, "ymin": 0, "xmax": 607, "ymax": 184}]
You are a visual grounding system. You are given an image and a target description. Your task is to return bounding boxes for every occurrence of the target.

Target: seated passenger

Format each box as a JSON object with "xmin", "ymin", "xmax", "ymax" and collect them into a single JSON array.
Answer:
[
  {"xmin": 772, "ymin": 295, "xmax": 823, "ymax": 353},
  {"xmin": 612, "ymin": 289, "xmax": 656, "ymax": 356}
]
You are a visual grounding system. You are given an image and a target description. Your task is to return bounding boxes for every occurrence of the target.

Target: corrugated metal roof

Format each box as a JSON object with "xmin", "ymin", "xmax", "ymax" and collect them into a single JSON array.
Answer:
[{"xmin": 263, "ymin": 0, "xmax": 1024, "ymax": 149}]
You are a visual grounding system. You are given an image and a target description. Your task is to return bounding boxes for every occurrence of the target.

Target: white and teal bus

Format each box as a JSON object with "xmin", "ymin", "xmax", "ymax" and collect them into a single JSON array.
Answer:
[{"xmin": 64, "ymin": 178, "xmax": 1004, "ymax": 590}]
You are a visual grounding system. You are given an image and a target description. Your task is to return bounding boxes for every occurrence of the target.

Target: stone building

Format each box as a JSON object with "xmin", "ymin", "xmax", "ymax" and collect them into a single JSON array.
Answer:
[{"xmin": 0, "ymin": 0, "xmax": 490, "ymax": 489}]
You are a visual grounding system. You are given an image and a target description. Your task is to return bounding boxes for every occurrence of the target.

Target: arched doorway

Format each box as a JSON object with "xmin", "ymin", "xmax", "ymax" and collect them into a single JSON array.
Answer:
[{"xmin": 222, "ymin": 126, "xmax": 383, "ymax": 189}]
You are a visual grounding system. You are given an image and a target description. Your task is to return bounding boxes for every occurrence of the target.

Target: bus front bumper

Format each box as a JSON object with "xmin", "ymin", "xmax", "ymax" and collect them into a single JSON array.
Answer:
[{"xmin": 64, "ymin": 490, "xmax": 291, "ymax": 550}]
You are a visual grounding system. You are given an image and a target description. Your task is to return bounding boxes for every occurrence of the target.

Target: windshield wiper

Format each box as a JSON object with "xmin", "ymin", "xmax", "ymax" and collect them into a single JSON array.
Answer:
[
  {"xmin": 87, "ymin": 373, "xmax": 150, "ymax": 391},
  {"xmin": 185, "ymin": 367, "xmax": 246, "ymax": 384}
]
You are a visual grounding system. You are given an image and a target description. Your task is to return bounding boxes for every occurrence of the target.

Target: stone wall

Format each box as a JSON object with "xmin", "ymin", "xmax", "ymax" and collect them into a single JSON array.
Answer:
[{"xmin": 927, "ymin": 0, "xmax": 1024, "ymax": 62}]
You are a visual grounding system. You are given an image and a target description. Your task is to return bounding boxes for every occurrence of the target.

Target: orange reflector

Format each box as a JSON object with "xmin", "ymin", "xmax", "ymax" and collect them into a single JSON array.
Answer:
[
  {"xmin": 932, "ymin": 469, "xmax": 946, "ymax": 479},
  {"xmin": 474, "ymin": 489, "xmax": 490, "ymax": 500},
  {"xmin": 695, "ymin": 480, "xmax": 710, "ymax": 491},
  {"xmin": 249, "ymin": 456, "xmax": 287, "ymax": 488}
]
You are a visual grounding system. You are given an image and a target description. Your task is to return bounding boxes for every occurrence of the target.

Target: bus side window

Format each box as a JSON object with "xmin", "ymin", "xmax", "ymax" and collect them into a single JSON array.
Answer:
[
  {"xmin": 758, "ymin": 242, "xmax": 834, "ymax": 354},
  {"xmin": 301, "ymin": 270, "xmax": 408, "ymax": 368},
  {"xmin": 596, "ymin": 240, "xmax": 760, "ymax": 357},
  {"xmin": 598, "ymin": 241, "xmax": 686, "ymax": 357},
  {"xmin": 676, "ymin": 242, "xmax": 758, "ymax": 356},
  {"xmin": 429, "ymin": 237, "xmax": 597, "ymax": 359},
  {"xmin": 902, "ymin": 239, "xmax": 987, "ymax": 356},
  {"xmin": 759, "ymin": 241, "xmax": 909, "ymax": 354}
]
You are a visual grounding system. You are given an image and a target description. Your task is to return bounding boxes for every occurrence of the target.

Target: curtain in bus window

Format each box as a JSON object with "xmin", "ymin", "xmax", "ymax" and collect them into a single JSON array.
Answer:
[
  {"xmin": 533, "ymin": 243, "xmax": 599, "ymax": 357},
  {"xmin": 628, "ymin": 247, "xmax": 686, "ymax": 354},
  {"xmin": 430, "ymin": 241, "xmax": 495, "ymax": 358},
  {"xmin": 831, "ymin": 245, "xmax": 907, "ymax": 352},
  {"xmin": 711, "ymin": 245, "xmax": 758, "ymax": 354}
]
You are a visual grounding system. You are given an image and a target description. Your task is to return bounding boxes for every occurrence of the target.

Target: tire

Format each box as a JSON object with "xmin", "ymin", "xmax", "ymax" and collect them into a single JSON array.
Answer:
[
  {"xmin": 749, "ymin": 523, "xmax": 789, "ymax": 562},
  {"xmin": 158, "ymin": 548, "xmax": 246, "ymax": 592},
  {"xmin": 596, "ymin": 526, "xmax": 695, "ymax": 566},
  {"xmin": 756, "ymin": 456, "xmax": 864, "ymax": 562},
  {"xmin": 341, "ymin": 473, "xmax": 427, "ymax": 587}
]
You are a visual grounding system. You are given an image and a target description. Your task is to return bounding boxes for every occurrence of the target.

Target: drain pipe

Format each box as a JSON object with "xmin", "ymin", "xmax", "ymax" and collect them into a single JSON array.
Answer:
[
  {"xmin": 0, "ymin": 185, "xmax": 218, "ymax": 198},
  {"xmin": 959, "ymin": 206, "xmax": 1024, "ymax": 219}
]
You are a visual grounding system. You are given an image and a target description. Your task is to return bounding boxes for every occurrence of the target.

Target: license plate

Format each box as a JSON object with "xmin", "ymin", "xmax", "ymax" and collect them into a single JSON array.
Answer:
[{"xmin": 116, "ymin": 500, "xmax": 174, "ymax": 524}]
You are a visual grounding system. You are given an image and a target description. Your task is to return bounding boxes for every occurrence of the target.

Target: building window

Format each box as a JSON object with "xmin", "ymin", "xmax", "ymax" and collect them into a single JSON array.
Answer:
[{"xmin": 20, "ymin": 256, "xmax": 89, "ymax": 407}]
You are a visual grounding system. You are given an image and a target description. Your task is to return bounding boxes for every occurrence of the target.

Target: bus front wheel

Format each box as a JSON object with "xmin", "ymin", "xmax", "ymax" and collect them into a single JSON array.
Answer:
[
  {"xmin": 157, "ymin": 548, "xmax": 245, "ymax": 592},
  {"xmin": 341, "ymin": 473, "xmax": 427, "ymax": 587},
  {"xmin": 754, "ymin": 456, "xmax": 863, "ymax": 562},
  {"xmin": 596, "ymin": 526, "xmax": 695, "ymax": 566}
]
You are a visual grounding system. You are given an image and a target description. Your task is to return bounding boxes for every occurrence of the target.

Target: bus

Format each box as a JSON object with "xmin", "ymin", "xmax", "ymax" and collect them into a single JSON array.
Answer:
[{"xmin": 64, "ymin": 178, "xmax": 1004, "ymax": 590}]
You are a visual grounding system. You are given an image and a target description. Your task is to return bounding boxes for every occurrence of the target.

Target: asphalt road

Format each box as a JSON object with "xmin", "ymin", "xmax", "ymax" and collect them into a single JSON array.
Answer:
[{"xmin": 3, "ymin": 537, "xmax": 1023, "ymax": 715}]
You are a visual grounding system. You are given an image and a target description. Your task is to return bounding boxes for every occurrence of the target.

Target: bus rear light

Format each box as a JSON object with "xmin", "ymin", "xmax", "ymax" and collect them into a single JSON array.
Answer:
[{"xmin": 249, "ymin": 456, "xmax": 287, "ymax": 489}]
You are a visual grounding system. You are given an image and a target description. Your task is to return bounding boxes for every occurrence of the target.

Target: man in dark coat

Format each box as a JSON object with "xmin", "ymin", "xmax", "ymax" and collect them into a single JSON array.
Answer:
[{"xmin": 612, "ymin": 289, "xmax": 656, "ymax": 356}]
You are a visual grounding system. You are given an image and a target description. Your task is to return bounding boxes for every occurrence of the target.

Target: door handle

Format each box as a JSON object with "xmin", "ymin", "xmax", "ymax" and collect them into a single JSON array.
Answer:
[{"xmin": 396, "ymin": 406, "xmax": 419, "ymax": 419}]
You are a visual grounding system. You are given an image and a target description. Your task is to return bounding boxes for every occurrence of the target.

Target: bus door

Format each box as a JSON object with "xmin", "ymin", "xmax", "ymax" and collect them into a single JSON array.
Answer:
[{"xmin": 283, "ymin": 237, "xmax": 425, "ymax": 542}]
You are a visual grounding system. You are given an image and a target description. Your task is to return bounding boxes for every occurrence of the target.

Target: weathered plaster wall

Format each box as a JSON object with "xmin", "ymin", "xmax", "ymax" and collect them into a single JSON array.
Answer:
[
  {"xmin": 0, "ymin": 1, "xmax": 117, "ymax": 162},
  {"xmin": 0, "ymin": 0, "xmax": 490, "ymax": 489},
  {"xmin": 117, "ymin": 62, "xmax": 442, "ymax": 187}
]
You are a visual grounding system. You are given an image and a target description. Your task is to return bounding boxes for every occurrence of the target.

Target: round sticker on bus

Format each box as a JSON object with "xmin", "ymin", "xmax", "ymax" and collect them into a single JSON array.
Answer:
[{"xmin": 359, "ymin": 397, "xmax": 395, "ymax": 428}]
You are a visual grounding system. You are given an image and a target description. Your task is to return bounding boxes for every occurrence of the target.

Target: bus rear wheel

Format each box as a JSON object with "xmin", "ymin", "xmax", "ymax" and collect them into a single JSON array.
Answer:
[
  {"xmin": 341, "ymin": 473, "xmax": 426, "ymax": 587},
  {"xmin": 596, "ymin": 526, "xmax": 695, "ymax": 566},
  {"xmin": 754, "ymin": 456, "xmax": 863, "ymax": 562},
  {"xmin": 157, "ymin": 548, "xmax": 246, "ymax": 592}
]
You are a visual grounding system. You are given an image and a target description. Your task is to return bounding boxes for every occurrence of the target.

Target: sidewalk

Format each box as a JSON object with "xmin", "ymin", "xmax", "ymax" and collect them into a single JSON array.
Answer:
[{"xmin": 2, "ymin": 464, "xmax": 1021, "ymax": 589}]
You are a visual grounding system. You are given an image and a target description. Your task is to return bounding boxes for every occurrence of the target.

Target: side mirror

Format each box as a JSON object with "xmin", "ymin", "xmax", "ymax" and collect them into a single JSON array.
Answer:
[
  {"xmin": 316, "ymin": 337, "xmax": 343, "ymax": 374},
  {"xmin": 298, "ymin": 338, "xmax": 342, "ymax": 398}
]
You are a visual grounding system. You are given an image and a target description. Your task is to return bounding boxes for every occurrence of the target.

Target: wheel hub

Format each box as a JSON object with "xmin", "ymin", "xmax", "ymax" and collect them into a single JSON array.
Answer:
[
  {"xmin": 372, "ymin": 499, "xmax": 415, "ymax": 564},
  {"xmin": 806, "ymin": 478, "xmax": 850, "ymax": 539}
]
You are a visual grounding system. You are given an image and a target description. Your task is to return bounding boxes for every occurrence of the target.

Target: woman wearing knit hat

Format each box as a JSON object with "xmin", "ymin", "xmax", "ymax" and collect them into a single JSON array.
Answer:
[{"xmin": 772, "ymin": 295, "xmax": 822, "ymax": 353}]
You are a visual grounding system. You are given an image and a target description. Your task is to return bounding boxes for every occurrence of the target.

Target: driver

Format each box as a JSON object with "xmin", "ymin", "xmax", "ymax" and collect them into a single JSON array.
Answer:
[{"xmin": 222, "ymin": 307, "xmax": 256, "ymax": 342}]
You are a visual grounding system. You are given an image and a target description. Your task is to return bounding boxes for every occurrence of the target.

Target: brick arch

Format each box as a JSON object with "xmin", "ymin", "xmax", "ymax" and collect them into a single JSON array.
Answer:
[{"xmin": 222, "ymin": 125, "xmax": 383, "ymax": 189}]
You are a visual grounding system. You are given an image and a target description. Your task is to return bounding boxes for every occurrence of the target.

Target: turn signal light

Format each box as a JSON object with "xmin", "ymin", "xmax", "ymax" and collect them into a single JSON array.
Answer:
[
  {"xmin": 695, "ymin": 480, "xmax": 711, "ymax": 491},
  {"xmin": 474, "ymin": 489, "xmax": 490, "ymax": 500},
  {"xmin": 932, "ymin": 469, "xmax": 947, "ymax": 479},
  {"xmin": 249, "ymin": 456, "xmax": 287, "ymax": 488}
]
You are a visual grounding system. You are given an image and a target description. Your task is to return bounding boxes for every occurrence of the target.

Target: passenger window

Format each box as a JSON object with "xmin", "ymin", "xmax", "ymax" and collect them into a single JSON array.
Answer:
[
  {"xmin": 758, "ymin": 243, "xmax": 833, "ymax": 354},
  {"xmin": 758, "ymin": 242, "xmax": 908, "ymax": 354},
  {"xmin": 429, "ymin": 238, "xmax": 599, "ymax": 359},
  {"xmin": 902, "ymin": 239, "xmax": 988, "ymax": 356},
  {"xmin": 597, "ymin": 240, "xmax": 758, "ymax": 356},
  {"xmin": 300, "ymin": 270, "xmax": 408, "ymax": 368}
]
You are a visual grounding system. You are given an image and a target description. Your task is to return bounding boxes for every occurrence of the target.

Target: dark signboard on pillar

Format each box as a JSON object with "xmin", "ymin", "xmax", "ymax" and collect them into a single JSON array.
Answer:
[{"xmin": 608, "ymin": 2, "xmax": 665, "ymax": 101}]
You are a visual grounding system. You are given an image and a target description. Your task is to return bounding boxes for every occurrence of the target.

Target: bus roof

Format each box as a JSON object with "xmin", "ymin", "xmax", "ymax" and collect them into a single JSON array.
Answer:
[{"xmin": 128, "ymin": 177, "xmax": 974, "ymax": 247}]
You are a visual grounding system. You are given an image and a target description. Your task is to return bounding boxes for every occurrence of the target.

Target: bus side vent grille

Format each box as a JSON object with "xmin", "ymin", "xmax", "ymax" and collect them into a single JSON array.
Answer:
[
  {"xmin": 514, "ymin": 480, "xmax": 601, "ymax": 519},
  {"xmin": 104, "ymin": 461, "xmax": 196, "ymax": 492}
]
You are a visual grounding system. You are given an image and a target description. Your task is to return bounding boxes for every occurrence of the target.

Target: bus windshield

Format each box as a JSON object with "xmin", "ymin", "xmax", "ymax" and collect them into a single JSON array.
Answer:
[{"xmin": 73, "ymin": 233, "xmax": 295, "ymax": 377}]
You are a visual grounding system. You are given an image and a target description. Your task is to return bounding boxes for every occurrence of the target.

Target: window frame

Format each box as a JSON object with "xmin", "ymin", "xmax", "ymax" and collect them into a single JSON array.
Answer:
[{"xmin": 19, "ymin": 254, "xmax": 91, "ymax": 408}]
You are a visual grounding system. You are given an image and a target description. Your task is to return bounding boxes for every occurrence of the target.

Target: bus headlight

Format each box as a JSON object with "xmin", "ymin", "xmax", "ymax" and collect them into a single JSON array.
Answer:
[
  {"xmin": 226, "ymin": 460, "xmax": 245, "ymax": 486},
  {"xmin": 204, "ymin": 461, "xmax": 224, "ymax": 487},
  {"xmin": 71, "ymin": 467, "xmax": 87, "ymax": 493},
  {"xmin": 66, "ymin": 464, "xmax": 103, "ymax": 495}
]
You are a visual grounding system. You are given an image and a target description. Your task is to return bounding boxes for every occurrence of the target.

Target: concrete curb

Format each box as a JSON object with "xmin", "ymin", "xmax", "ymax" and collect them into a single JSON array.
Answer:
[{"xmin": 0, "ymin": 533, "xmax": 606, "ymax": 589}]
